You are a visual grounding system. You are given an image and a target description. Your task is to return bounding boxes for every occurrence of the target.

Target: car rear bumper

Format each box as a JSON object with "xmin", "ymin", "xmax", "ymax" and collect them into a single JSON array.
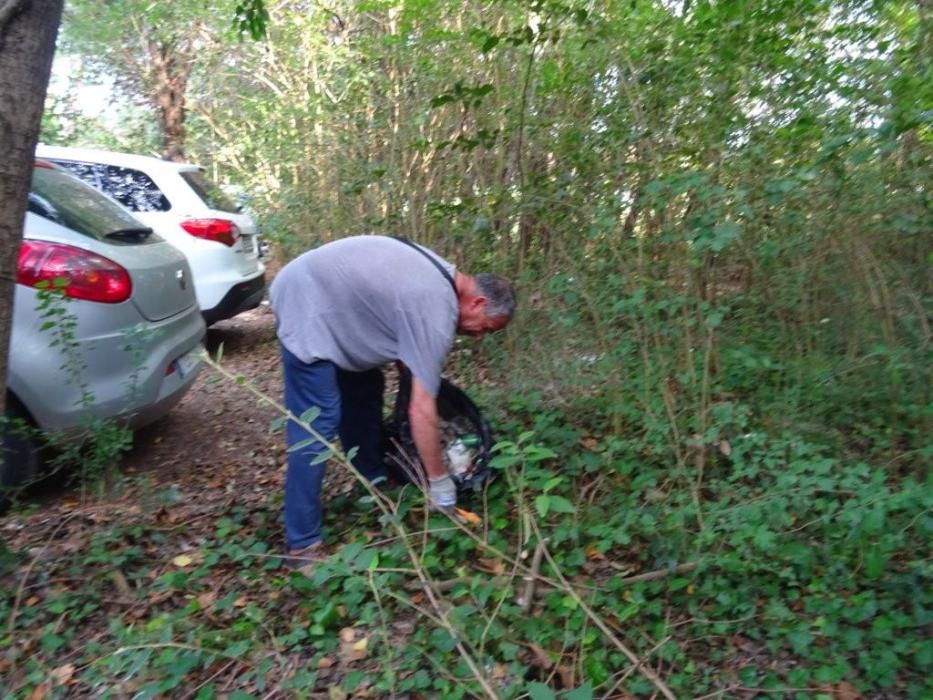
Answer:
[
  {"xmin": 202, "ymin": 271, "xmax": 266, "ymax": 325},
  {"xmin": 8, "ymin": 290, "xmax": 206, "ymax": 435}
]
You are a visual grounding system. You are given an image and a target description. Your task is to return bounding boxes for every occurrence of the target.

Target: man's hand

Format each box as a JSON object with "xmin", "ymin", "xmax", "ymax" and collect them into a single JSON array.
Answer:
[{"xmin": 428, "ymin": 473, "xmax": 457, "ymax": 509}]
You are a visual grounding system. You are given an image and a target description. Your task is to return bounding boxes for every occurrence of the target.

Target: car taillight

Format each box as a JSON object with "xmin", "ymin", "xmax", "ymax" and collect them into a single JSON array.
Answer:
[
  {"xmin": 17, "ymin": 240, "xmax": 132, "ymax": 303},
  {"xmin": 180, "ymin": 218, "xmax": 240, "ymax": 247}
]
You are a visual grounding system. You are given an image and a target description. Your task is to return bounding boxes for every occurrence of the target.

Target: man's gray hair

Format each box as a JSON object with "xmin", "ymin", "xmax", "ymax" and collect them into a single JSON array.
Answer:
[{"xmin": 475, "ymin": 273, "xmax": 517, "ymax": 318}]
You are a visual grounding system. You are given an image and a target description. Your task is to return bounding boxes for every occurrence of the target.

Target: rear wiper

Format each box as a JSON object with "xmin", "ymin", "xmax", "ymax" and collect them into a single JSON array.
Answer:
[{"xmin": 105, "ymin": 227, "xmax": 154, "ymax": 242}]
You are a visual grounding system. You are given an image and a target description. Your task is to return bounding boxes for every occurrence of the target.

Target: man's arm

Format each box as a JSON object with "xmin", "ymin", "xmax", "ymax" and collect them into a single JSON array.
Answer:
[
  {"xmin": 408, "ymin": 375, "xmax": 446, "ymax": 479},
  {"xmin": 408, "ymin": 374, "xmax": 458, "ymax": 509}
]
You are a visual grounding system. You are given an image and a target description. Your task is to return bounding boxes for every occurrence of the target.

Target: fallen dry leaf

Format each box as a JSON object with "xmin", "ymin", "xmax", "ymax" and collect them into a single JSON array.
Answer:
[
  {"xmin": 111, "ymin": 569, "xmax": 132, "ymax": 597},
  {"xmin": 835, "ymin": 681, "xmax": 863, "ymax": 700},
  {"xmin": 338, "ymin": 627, "xmax": 370, "ymax": 662},
  {"xmin": 28, "ymin": 681, "xmax": 50, "ymax": 700},
  {"xmin": 171, "ymin": 554, "xmax": 193, "ymax": 568},
  {"xmin": 526, "ymin": 642, "xmax": 574, "ymax": 689},
  {"xmin": 148, "ymin": 589, "xmax": 174, "ymax": 605},
  {"xmin": 455, "ymin": 507, "xmax": 482, "ymax": 525},
  {"xmin": 476, "ymin": 557, "xmax": 506, "ymax": 576},
  {"xmin": 579, "ymin": 436, "xmax": 599, "ymax": 451},
  {"xmin": 51, "ymin": 663, "xmax": 75, "ymax": 685}
]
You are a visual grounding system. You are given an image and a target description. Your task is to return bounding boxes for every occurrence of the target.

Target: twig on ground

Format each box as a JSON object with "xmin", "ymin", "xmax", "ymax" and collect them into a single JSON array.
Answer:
[
  {"xmin": 405, "ymin": 560, "xmax": 697, "ymax": 598},
  {"xmin": 518, "ymin": 538, "xmax": 546, "ymax": 613},
  {"xmin": 617, "ymin": 561, "xmax": 699, "ymax": 585}
]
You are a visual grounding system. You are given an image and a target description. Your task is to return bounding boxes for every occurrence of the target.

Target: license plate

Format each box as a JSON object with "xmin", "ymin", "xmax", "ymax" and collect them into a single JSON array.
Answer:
[
  {"xmin": 175, "ymin": 346, "xmax": 203, "ymax": 378},
  {"xmin": 240, "ymin": 236, "xmax": 257, "ymax": 258}
]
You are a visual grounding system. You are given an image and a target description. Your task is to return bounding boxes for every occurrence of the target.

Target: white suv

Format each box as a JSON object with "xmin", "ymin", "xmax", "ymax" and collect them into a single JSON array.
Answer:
[{"xmin": 36, "ymin": 145, "xmax": 266, "ymax": 325}]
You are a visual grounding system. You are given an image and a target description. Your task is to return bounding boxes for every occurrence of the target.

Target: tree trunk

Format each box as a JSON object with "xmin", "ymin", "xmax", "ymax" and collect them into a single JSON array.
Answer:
[
  {"xmin": 0, "ymin": 0, "xmax": 64, "ymax": 413},
  {"xmin": 149, "ymin": 40, "xmax": 188, "ymax": 162}
]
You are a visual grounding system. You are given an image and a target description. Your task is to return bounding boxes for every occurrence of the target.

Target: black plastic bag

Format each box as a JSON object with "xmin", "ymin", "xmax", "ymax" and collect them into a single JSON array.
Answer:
[{"xmin": 383, "ymin": 366, "xmax": 495, "ymax": 493}]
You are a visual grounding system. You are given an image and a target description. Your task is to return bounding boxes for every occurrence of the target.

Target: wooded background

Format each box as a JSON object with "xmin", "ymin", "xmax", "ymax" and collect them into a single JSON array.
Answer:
[
  {"xmin": 50, "ymin": 0, "xmax": 929, "ymax": 455},
  {"xmin": 17, "ymin": 0, "xmax": 932, "ymax": 696}
]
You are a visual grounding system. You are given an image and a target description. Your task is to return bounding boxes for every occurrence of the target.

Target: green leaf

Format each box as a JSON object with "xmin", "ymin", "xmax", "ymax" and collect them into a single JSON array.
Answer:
[
  {"xmin": 310, "ymin": 449, "xmax": 333, "ymax": 465},
  {"xmin": 430, "ymin": 93, "xmax": 457, "ymax": 108},
  {"xmin": 490, "ymin": 454, "xmax": 521, "ymax": 470},
  {"xmin": 864, "ymin": 548, "xmax": 885, "ymax": 579},
  {"xmin": 194, "ymin": 684, "xmax": 215, "ymax": 700},
  {"xmin": 527, "ymin": 682, "xmax": 556, "ymax": 700},
  {"xmin": 862, "ymin": 506, "xmax": 885, "ymax": 534},
  {"xmin": 300, "ymin": 406, "xmax": 321, "ymax": 424},
  {"xmin": 524, "ymin": 446, "xmax": 557, "ymax": 463},
  {"xmin": 563, "ymin": 684, "xmax": 594, "ymax": 700},
  {"xmin": 343, "ymin": 670, "xmax": 365, "ymax": 691},
  {"xmin": 287, "ymin": 438, "xmax": 315, "ymax": 453},
  {"xmin": 710, "ymin": 222, "xmax": 741, "ymax": 252},
  {"xmin": 548, "ymin": 495, "xmax": 575, "ymax": 514},
  {"xmin": 535, "ymin": 495, "xmax": 550, "ymax": 518}
]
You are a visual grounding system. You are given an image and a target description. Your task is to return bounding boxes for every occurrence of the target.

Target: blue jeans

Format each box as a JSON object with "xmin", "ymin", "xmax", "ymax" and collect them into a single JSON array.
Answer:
[{"xmin": 281, "ymin": 345, "xmax": 387, "ymax": 550}]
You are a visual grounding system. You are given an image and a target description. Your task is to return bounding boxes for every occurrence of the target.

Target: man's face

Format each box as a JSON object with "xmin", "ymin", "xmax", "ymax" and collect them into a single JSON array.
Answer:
[{"xmin": 457, "ymin": 296, "xmax": 510, "ymax": 338}]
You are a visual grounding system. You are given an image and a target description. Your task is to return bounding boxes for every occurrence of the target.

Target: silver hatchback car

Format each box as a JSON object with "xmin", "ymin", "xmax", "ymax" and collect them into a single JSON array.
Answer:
[{"xmin": 2, "ymin": 161, "xmax": 206, "ymax": 495}]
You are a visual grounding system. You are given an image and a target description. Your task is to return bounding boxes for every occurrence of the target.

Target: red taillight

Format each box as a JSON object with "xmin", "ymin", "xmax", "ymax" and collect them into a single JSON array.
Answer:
[
  {"xmin": 180, "ymin": 218, "xmax": 240, "ymax": 247},
  {"xmin": 17, "ymin": 240, "xmax": 132, "ymax": 303}
]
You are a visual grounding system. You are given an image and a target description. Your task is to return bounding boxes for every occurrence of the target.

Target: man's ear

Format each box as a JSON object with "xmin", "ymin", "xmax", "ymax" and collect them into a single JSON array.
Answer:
[{"xmin": 471, "ymin": 295, "xmax": 488, "ymax": 311}]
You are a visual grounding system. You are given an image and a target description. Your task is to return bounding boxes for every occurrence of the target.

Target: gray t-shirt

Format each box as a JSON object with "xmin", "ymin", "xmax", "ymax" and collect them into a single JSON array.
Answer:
[{"xmin": 269, "ymin": 235, "xmax": 458, "ymax": 396}]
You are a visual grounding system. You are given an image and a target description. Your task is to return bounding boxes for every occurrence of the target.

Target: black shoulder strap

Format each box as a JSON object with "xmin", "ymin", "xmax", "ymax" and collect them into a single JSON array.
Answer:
[{"xmin": 392, "ymin": 236, "xmax": 457, "ymax": 293}]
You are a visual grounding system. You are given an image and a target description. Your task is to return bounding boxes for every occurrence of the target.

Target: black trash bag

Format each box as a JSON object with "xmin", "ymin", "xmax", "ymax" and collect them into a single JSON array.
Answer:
[{"xmin": 383, "ymin": 366, "xmax": 495, "ymax": 493}]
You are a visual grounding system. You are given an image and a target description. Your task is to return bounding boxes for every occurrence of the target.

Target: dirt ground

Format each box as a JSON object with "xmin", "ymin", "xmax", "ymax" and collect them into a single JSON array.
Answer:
[{"xmin": 122, "ymin": 302, "xmax": 286, "ymax": 484}]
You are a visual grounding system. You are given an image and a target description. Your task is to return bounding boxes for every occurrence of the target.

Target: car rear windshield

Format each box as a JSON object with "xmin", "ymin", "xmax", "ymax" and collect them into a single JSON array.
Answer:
[
  {"xmin": 29, "ymin": 165, "xmax": 160, "ymax": 244},
  {"xmin": 52, "ymin": 160, "xmax": 171, "ymax": 212},
  {"xmin": 180, "ymin": 170, "xmax": 241, "ymax": 214}
]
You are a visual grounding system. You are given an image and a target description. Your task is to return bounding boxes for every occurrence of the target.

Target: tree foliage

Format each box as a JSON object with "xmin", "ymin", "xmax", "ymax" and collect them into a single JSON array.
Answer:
[{"xmin": 60, "ymin": 0, "xmax": 248, "ymax": 160}]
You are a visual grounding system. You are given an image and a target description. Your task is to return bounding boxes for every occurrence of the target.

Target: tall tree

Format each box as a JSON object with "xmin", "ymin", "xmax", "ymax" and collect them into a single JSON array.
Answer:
[
  {"xmin": 0, "ymin": 0, "xmax": 64, "ymax": 413},
  {"xmin": 60, "ymin": 0, "xmax": 238, "ymax": 161}
]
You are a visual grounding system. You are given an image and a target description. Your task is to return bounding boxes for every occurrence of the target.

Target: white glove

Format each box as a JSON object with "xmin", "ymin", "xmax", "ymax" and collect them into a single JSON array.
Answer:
[{"xmin": 428, "ymin": 474, "xmax": 457, "ymax": 508}]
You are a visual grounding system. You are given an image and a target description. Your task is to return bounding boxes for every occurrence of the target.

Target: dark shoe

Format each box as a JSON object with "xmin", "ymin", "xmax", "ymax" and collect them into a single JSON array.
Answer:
[{"xmin": 284, "ymin": 541, "xmax": 329, "ymax": 577}]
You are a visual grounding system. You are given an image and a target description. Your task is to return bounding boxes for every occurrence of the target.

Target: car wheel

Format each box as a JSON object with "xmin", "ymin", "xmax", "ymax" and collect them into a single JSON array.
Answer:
[{"xmin": 0, "ymin": 394, "xmax": 42, "ymax": 513}]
